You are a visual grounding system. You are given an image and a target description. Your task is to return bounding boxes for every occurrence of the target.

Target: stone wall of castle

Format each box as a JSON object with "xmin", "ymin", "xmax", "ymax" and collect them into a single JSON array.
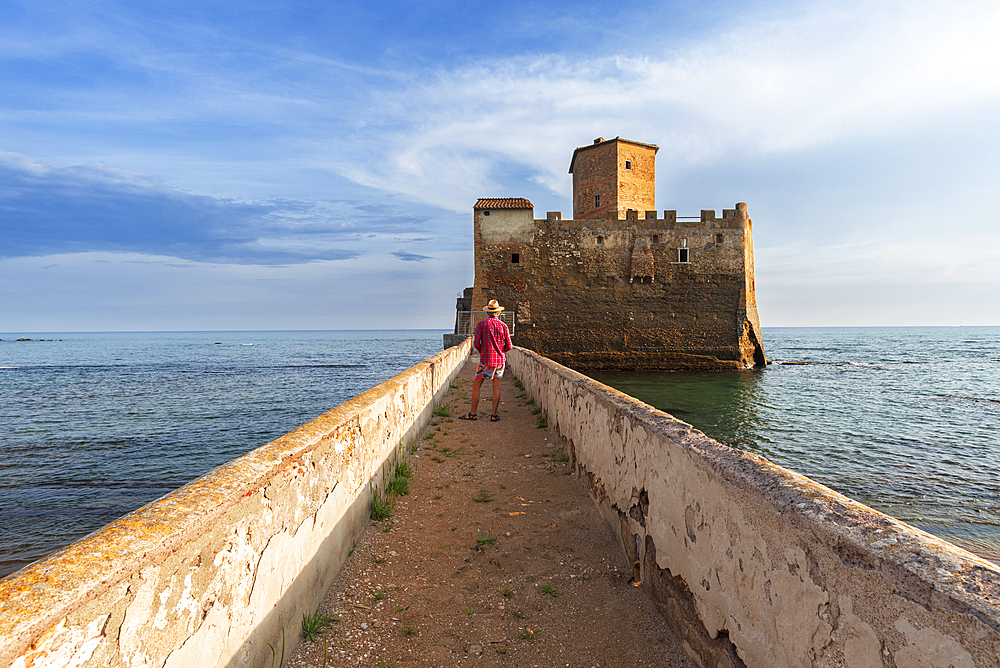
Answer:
[
  {"xmin": 473, "ymin": 203, "xmax": 765, "ymax": 370},
  {"xmin": 571, "ymin": 138, "xmax": 656, "ymax": 219}
]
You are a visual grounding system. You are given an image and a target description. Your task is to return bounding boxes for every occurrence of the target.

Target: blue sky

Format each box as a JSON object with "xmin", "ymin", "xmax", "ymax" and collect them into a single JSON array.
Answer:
[{"xmin": 2, "ymin": 0, "xmax": 998, "ymax": 330}]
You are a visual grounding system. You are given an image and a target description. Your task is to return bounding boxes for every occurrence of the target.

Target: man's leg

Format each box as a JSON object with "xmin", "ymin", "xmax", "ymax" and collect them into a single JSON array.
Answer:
[
  {"xmin": 490, "ymin": 376, "xmax": 502, "ymax": 416},
  {"xmin": 469, "ymin": 375, "xmax": 484, "ymax": 416}
]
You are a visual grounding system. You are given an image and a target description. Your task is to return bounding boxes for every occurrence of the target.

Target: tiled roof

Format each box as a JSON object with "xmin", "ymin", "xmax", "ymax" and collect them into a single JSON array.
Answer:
[
  {"xmin": 568, "ymin": 136, "xmax": 660, "ymax": 173},
  {"xmin": 474, "ymin": 198, "xmax": 534, "ymax": 210}
]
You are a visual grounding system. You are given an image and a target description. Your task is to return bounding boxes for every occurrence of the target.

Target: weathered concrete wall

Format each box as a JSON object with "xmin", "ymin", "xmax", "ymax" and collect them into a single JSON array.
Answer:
[
  {"xmin": 507, "ymin": 346, "xmax": 1000, "ymax": 668},
  {"xmin": 0, "ymin": 340, "xmax": 471, "ymax": 668},
  {"xmin": 477, "ymin": 203, "xmax": 766, "ymax": 370}
]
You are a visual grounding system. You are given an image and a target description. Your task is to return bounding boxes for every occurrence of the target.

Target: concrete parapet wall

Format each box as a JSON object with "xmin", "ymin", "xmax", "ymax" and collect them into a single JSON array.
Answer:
[
  {"xmin": 507, "ymin": 347, "xmax": 1000, "ymax": 668},
  {"xmin": 0, "ymin": 339, "xmax": 471, "ymax": 668}
]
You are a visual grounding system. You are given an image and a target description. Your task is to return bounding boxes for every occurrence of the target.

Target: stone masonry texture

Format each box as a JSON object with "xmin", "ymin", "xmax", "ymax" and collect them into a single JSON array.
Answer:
[
  {"xmin": 570, "ymin": 137, "xmax": 657, "ymax": 219},
  {"xmin": 473, "ymin": 137, "xmax": 766, "ymax": 370}
]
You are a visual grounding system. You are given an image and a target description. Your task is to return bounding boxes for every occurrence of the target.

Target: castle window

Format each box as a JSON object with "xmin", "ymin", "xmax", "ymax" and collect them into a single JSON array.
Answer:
[
  {"xmin": 678, "ymin": 248, "xmax": 690, "ymax": 263},
  {"xmin": 652, "ymin": 234, "xmax": 659, "ymax": 243},
  {"xmin": 511, "ymin": 253, "xmax": 520, "ymax": 264},
  {"xmin": 596, "ymin": 236, "xmax": 604, "ymax": 245},
  {"xmin": 594, "ymin": 195, "xmax": 600, "ymax": 208},
  {"xmin": 484, "ymin": 210, "xmax": 490, "ymax": 216},
  {"xmin": 625, "ymin": 160, "xmax": 632, "ymax": 170},
  {"xmin": 716, "ymin": 233, "xmax": 723, "ymax": 244}
]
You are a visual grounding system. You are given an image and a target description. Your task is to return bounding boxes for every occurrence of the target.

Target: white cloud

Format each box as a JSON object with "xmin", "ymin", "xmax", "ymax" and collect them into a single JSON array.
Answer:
[
  {"xmin": 0, "ymin": 152, "xmax": 444, "ymax": 264},
  {"xmin": 330, "ymin": 0, "xmax": 1000, "ymax": 211},
  {"xmin": 3, "ymin": 0, "xmax": 998, "ymax": 328},
  {"xmin": 0, "ymin": 250, "xmax": 472, "ymax": 331}
]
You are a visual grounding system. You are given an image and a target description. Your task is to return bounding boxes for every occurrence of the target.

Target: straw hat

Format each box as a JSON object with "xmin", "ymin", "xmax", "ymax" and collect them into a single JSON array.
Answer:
[{"xmin": 485, "ymin": 299, "xmax": 503, "ymax": 313}]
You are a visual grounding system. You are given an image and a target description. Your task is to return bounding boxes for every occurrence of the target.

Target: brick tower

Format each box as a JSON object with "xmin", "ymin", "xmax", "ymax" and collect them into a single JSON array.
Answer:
[{"xmin": 569, "ymin": 137, "xmax": 658, "ymax": 219}]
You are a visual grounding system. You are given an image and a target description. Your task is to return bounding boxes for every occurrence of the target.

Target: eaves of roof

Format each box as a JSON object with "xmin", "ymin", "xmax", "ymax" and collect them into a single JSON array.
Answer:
[
  {"xmin": 568, "ymin": 137, "xmax": 660, "ymax": 173},
  {"xmin": 474, "ymin": 197, "xmax": 534, "ymax": 210}
]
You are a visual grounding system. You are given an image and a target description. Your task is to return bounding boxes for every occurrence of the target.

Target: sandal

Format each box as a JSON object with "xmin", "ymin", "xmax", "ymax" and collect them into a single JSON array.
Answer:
[
  {"xmin": 490, "ymin": 414, "xmax": 501, "ymax": 422},
  {"xmin": 459, "ymin": 412, "xmax": 477, "ymax": 421}
]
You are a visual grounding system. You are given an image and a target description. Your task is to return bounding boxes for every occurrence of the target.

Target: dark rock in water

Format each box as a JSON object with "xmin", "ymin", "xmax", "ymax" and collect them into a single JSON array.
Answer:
[
  {"xmin": 215, "ymin": 342, "xmax": 222, "ymax": 345},
  {"xmin": 16, "ymin": 337, "xmax": 31, "ymax": 342}
]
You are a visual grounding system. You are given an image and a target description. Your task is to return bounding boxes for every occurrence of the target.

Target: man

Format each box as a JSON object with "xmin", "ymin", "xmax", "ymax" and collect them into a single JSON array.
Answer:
[{"xmin": 460, "ymin": 299, "xmax": 512, "ymax": 422}]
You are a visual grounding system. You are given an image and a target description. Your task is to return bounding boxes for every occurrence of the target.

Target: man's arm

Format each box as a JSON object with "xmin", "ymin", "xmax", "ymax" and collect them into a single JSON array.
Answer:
[{"xmin": 472, "ymin": 321, "xmax": 483, "ymax": 352}]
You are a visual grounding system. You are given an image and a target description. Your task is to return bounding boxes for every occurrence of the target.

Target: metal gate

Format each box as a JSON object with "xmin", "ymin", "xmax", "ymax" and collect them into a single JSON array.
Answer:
[{"xmin": 454, "ymin": 311, "xmax": 515, "ymax": 336}]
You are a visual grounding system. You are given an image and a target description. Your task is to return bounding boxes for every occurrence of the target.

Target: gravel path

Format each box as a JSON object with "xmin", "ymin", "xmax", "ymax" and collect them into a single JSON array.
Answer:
[{"xmin": 285, "ymin": 357, "xmax": 694, "ymax": 668}]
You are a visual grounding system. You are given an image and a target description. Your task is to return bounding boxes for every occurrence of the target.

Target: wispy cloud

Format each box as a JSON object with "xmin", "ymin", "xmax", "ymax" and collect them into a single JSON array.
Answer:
[
  {"xmin": 328, "ymin": 0, "xmax": 1000, "ymax": 211},
  {"xmin": 0, "ymin": 153, "xmax": 434, "ymax": 264},
  {"xmin": 391, "ymin": 250, "xmax": 432, "ymax": 262},
  {"xmin": 0, "ymin": 249, "xmax": 473, "ymax": 330},
  {"xmin": 2, "ymin": 0, "xmax": 998, "ymax": 329}
]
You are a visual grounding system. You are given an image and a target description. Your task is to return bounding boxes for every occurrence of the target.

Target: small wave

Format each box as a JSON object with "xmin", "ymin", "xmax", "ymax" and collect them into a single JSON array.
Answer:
[
  {"xmin": 936, "ymin": 394, "xmax": 1000, "ymax": 404},
  {"xmin": 776, "ymin": 360, "xmax": 881, "ymax": 368},
  {"xmin": 240, "ymin": 343, "xmax": 254, "ymax": 346},
  {"xmin": 0, "ymin": 366, "xmax": 19, "ymax": 369}
]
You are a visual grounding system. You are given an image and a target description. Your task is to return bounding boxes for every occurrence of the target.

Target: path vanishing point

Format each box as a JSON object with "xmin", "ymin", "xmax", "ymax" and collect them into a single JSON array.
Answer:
[{"xmin": 284, "ymin": 356, "xmax": 694, "ymax": 667}]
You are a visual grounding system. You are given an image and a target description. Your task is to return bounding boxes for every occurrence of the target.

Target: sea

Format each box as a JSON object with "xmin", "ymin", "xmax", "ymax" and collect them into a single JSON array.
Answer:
[
  {"xmin": 588, "ymin": 326, "xmax": 1000, "ymax": 564},
  {"xmin": 1, "ymin": 327, "xmax": 998, "ymax": 579}
]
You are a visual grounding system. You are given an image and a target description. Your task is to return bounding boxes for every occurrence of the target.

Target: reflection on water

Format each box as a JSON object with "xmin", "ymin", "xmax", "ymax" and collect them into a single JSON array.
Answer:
[
  {"xmin": 586, "ymin": 326, "xmax": 1000, "ymax": 565},
  {"xmin": 587, "ymin": 368, "xmax": 771, "ymax": 457}
]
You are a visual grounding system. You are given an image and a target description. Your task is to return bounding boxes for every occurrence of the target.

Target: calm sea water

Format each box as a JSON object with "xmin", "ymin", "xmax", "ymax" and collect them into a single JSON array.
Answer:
[
  {"xmin": 2, "ymin": 328, "xmax": 998, "ymax": 579},
  {"xmin": 588, "ymin": 327, "xmax": 1000, "ymax": 564},
  {"xmin": 0, "ymin": 330, "xmax": 446, "ymax": 578}
]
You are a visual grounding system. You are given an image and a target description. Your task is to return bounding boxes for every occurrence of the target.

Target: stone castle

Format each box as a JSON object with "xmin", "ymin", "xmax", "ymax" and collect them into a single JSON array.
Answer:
[{"xmin": 467, "ymin": 136, "xmax": 766, "ymax": 370}]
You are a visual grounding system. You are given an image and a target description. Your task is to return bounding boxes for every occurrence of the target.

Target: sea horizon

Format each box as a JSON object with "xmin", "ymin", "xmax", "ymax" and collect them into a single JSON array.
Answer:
[
  {"xmin": 4, "ymin": 324, "xmax": 1000, "ymax": 334},
  {"xmin": 2, "ymin": 326, "xmax": 998, "ymax": 578}
]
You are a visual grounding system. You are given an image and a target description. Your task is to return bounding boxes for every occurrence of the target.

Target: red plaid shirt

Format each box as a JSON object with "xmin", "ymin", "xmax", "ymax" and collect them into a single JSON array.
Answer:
[{"xmin": 473, "ymin": 315, "xmax": 512, "ymax": 368}]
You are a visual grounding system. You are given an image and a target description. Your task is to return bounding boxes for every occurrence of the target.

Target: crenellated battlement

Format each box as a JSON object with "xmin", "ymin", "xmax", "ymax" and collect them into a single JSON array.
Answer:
[
  {"xmin": 469, "ymin": 137, "xmax": 765, "ymax": 370},
  {"xmin": 531, "ymin": 205, "xmax": 747, "ymax": 231},
  {"xmin": 472, "ymin": 200, "xmax": 763, "ymax": 369}
]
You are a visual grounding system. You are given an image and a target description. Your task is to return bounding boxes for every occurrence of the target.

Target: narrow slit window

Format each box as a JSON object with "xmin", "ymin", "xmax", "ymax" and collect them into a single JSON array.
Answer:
[
  {"xmin": 596, "ymin": 236, "xmax": 604, "ymax": 245},
  {"xmin": 652, "ymin": 234, "xmax": 659, "ymax": 243},
  {"xmin": 716, "ymin": 233, "xmax": 723, "ymax": 244},
  {"xmin": 594, "ymin": 195, "xmax": 600, "ymax": 208},
  {"xmin": 678, "ymin": 248, "xmax": 690, "ymax": 263},
  {"xmin": 511, "ymin": 253, "xmax": 520, "ymax": 264},
  {"xmin": 625, "ymin": 160, "xmax": 632, "ymax": 170}
]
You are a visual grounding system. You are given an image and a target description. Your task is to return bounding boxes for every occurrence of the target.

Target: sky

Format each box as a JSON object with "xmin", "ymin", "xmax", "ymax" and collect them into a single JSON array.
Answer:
[{"xmin": 1, "ymin": 0, "xmax": 998, "ymax": 331}]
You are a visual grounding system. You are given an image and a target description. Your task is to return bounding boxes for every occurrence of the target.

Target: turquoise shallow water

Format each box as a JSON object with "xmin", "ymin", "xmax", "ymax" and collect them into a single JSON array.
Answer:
[
  {"xmin": 0, "ymin": 330, "xmax": 446, "ymax": 578},
  {"xmin": 587, "ymin": 326, "xmax": 1000, "ymax": 564},
  {"xmin": 2, "ymin": 327, "xmax": 998, "ymax": 578}
]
